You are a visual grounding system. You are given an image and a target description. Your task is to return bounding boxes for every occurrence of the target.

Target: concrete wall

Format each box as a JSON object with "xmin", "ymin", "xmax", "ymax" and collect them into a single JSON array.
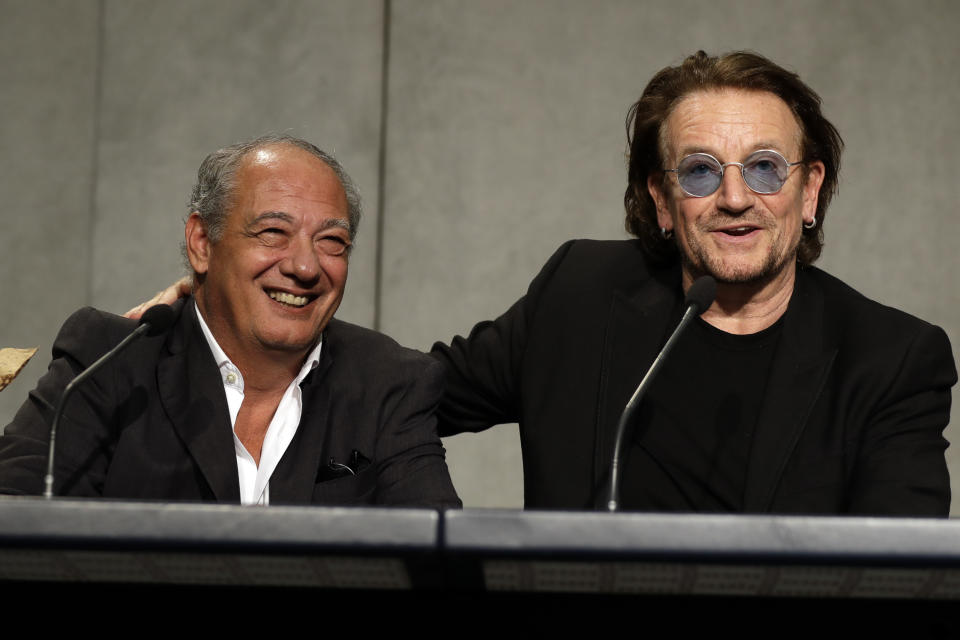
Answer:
[{"xmin": 2, "ymin": 0, "xmax": 958, "ymax": 512}]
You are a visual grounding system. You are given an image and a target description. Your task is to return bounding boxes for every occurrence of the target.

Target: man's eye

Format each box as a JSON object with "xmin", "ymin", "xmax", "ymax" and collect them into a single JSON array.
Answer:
[
  {"xmin": 681, "ymin": 161, "xmax": 716, "ymax": 179},
  {"xmin": 753, "ymin": 159, "xmax": 777, "ymax": 173},
  {"xmin": 317, "ymin": 237, "xmax": 349, "ymax": 256},
  {"xmin": 257, "ymin": 228, "xmax": 287, "ymax": 245},
  {"xmin": 688, "ymin": 162, "xmax": 711, "ymax": 176}
]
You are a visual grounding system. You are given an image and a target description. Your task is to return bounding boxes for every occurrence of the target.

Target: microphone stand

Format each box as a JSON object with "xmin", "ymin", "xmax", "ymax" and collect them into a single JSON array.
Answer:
[{"xmin": 603, "ymin": 276, "xmax": 716, "ymax": 512}]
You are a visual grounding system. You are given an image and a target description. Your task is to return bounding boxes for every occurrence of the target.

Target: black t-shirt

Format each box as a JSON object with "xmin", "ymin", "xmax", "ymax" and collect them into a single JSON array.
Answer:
[{"xmin": 620, "ymin": 313, "xmax": 783, "ymax": 512}]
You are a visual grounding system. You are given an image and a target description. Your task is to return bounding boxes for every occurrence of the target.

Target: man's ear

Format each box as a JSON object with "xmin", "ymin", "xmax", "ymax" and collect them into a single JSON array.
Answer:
[
  {"xmin": 801, "ymin": 160, "xmax": 826, "ymax": 226},
  {"xmin": 647, "ymin": 173, "xmax": 673, "ymax": 231},
  {"xmin": 184, "ymin": 212, "xmax": 211, "ymax": 275}
]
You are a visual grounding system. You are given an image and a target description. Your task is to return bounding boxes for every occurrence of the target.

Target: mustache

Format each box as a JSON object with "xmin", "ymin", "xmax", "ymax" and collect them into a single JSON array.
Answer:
[{"xmin": 696, "ymin": 212, "xmax": 770, "ymax": 231}]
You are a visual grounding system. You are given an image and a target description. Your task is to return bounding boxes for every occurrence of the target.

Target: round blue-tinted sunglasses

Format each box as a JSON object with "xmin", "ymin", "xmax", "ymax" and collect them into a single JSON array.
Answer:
[{"xmin": 665, "ymin": 149, "xmax": 803, "ymax": 197}]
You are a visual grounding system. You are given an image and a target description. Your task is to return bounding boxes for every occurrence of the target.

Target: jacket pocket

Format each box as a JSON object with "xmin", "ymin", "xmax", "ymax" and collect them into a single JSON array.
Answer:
[{"xmin": 310, "ymin": 464, "xmax": 377, "ymax": 505}]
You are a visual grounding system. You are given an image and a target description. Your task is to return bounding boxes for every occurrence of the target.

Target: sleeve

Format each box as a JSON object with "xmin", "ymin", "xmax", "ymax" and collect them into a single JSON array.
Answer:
[
  {"xmin": 373, "ymin": 357, "xmax": 462, "ymax": 509},
  {"xmin": 429, "ymin": 240, "xmax": 577, "ymax": 437},
  {"xmin": 0, "ymin": 308, "xmax": 124, "ymax": 496},
  {"xmin": 848, "ymin": 323, "xmax": 956, "ymax": 516}
]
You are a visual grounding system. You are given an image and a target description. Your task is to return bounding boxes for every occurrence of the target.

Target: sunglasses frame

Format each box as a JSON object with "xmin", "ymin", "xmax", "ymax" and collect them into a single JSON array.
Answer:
[{"xmin": 664, "ymin": 149, "xmax": 804, "ymax": 198}]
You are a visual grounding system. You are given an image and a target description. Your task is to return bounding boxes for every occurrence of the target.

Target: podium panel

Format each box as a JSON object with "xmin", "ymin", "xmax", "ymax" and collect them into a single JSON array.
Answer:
[
  {"xmin": 0, "ymin": 497, "xmax": 439, "ymax": 589},
  {"xmin": 444, "ymin": 510, "xmax": 960, "ymax": 599}
]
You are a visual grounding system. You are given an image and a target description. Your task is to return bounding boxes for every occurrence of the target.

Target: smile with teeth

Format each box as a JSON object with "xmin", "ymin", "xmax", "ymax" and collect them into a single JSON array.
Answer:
[{"xmin": 268, "ymin": 290, "xmax": 313, "ymax": 307}]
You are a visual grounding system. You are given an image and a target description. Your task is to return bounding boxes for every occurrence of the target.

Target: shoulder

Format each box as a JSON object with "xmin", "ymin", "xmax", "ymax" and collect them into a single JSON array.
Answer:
[
  {"xmin": 60, "ymin": 306, "xmax": 136, "ymax": 336},
  {"xmin": 52, "ymin": 299, "xmax": 192, "ymax": 366},
  {"xmin": 323, "ymin": 319, "xmax": 442, "ymax": 382},
  {"xmin": 52, "ymin": 307, "xmax": 139, "ymax": 360},
  {"xmin": 799, "ymin": 267, "xmax": 955, "ymax": 379},
  {"xmin": 529, "ymin": 238, "xmax": 672, "ymax": 297},
  {"xmin": 801, "ymin": 266, "xmax": 948, "ymax": 339},
  {"xmin": 542, "ymin": 238, "xmax": 651, "ymax": 277}
]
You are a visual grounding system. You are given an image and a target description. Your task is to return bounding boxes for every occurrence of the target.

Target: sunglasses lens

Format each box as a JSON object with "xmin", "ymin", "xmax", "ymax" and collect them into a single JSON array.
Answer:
[
  {"xmin": 677, "ymin": 154, "xmax": 722, "ymax": 197},
  {"xmin": 742, "ymin": 150, "xmax": 790, "ymax": 194}
]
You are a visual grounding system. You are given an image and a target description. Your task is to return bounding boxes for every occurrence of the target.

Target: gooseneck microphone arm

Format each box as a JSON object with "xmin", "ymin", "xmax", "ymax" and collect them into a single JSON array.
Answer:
[
  {"xmin": 603, "ymin": 276, "xmax": 716, "ymax": 512},
  {"xmin": 44, "ymin": 305, "xmax": 175, "ymax": 499}
]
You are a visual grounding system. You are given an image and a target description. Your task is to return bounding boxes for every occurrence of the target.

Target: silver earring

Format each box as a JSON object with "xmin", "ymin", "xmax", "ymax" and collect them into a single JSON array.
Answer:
[
  {"xmin": 803, "ymin": 216, "xmax": 817, "ymax": 230},
  {"xmin": 660, "ymin": 227, "xmax": 674, "ymax": 239}
]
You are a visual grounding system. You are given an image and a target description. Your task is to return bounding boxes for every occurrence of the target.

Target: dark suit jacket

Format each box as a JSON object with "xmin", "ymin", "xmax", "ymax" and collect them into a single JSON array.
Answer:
[
  {"xmin": 0, "ymin": 299, "xmax": 460, "ymax": 508},
  {"xmin": 432, "ymin": 240, "xmax": 955, "ymax": 515}
]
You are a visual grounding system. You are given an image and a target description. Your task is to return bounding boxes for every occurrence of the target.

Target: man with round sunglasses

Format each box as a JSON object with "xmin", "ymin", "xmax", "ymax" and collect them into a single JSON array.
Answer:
[{"xmin": 433, "ymin": 50, "xmax": 955, "ymax": 515}]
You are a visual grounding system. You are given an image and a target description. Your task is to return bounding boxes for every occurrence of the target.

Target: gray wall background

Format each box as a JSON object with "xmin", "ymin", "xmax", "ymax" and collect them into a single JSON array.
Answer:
[{"xmin": 2, "ymin": 0, "xmax": 958, "ymax": 512}]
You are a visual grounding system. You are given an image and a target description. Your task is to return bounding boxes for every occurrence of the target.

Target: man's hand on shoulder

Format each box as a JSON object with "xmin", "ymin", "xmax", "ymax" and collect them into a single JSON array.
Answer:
[{"xmin": 124, "ymin": 277, "xmax": 191, "ymax": 319}]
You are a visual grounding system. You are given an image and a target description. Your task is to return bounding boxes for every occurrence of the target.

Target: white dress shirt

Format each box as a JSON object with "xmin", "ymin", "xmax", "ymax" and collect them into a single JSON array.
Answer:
[{"xmin": 195, "ymin": 304, "xmax": 322, "ymax": 505}]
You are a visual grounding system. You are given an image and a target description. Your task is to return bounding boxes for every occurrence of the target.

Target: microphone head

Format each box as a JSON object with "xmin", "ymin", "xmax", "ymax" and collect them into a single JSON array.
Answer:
[
  {"xmin": 684, "ymin": 276, "xmax": 717, "ymax": 314},
  {"xmin": 139, "ymin": 304, "xmax": 176, "ymax": 336}
]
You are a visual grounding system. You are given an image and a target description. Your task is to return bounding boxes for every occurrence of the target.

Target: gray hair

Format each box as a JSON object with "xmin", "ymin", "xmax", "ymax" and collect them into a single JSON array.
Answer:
[{"xmin": 188, "ymin": 134, "xmax": 362, "ymax": 243}]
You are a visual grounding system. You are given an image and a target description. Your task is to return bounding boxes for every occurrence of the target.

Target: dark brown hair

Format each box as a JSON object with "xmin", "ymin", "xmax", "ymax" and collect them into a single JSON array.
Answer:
[{"xmin": 624, "ymin": 51, "xmax": 843, "ymax": 265}]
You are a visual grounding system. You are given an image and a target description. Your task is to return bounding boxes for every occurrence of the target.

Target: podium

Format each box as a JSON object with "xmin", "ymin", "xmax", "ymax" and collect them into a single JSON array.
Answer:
[{"xmin": 2, "ymin": 498, "xmax": 960, "ymax": 631}]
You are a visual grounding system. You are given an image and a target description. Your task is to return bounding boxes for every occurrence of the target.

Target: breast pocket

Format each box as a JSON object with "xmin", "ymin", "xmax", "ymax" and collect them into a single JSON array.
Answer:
[{"xmin": 311, "ymin": 464, "xmax": 377, "ymax": 505}]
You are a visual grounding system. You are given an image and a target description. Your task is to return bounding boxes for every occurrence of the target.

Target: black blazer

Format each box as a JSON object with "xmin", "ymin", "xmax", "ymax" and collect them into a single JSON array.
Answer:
[
  {"xmin": 432, "ymin": 240, "xmax": 955, "ymax": 515},
  {"xmin": 0, "ymin": 299, "xmax": 460, "ymax": 508}
]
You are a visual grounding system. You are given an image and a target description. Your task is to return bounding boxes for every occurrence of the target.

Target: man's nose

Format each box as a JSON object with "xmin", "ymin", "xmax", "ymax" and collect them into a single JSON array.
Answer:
[
  {"xmin": 715, "ymin": 164, "xmax": 753, "ymax": 213},
  {"xmin": 281, "ymin": 235, "xmax": 321, "ymax": 283}
]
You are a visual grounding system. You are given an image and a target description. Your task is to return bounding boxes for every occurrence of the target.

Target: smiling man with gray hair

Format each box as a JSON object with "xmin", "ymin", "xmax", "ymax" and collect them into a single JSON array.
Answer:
[{"xmin": 0, "ymin": 134, "xmax": 459, "ymax": 508}]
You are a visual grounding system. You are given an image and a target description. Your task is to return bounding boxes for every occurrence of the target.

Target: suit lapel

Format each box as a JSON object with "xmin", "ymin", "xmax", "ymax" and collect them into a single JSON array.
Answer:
[
  {"xmin": 268, "ymin": 335, "xmax": 334, "ymax": 503},
  {"xmin": 592, "ymin": 268, "xmax": 681, "ymax": 502},
  {"xmin": 156, "ymin": 301, "xmax": 241, "ymax": 502},
  {"xmin": 743, "ymin": 270, "xmax": 837, "ymax": 512}
]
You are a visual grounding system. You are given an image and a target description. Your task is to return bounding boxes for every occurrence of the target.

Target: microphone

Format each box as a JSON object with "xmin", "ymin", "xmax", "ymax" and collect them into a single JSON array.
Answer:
[
  {"xmin": 684, "ymin": 275, "xmax": 717, "ymax": 316},
  {"xmin": 43, "ymin": 304, "xmax": 175, "ymax": 498},
  {"xmin": 602, "ymin": 276, "xmax": 716, "ymax": 512},
  {"xmin": 139, "ymin": 303, "xmax": 176, "ymax": 337}
]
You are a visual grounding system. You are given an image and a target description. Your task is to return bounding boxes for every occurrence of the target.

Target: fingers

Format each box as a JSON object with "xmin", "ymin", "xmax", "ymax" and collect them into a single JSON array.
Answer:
[
  {"xmin": 123, "ymin": 302, "xmax": 144, "ymax": 319},
  {"xmin": 124, "ymin": 289, "xmax": 165, "ymax": 320},
  {"xmin": 174, "ymin": 276, "xmax": 192, "ymax": 299},
  {"xmin": 122, "ymin": 277, "xmax": 192, "ymax": 319}
]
